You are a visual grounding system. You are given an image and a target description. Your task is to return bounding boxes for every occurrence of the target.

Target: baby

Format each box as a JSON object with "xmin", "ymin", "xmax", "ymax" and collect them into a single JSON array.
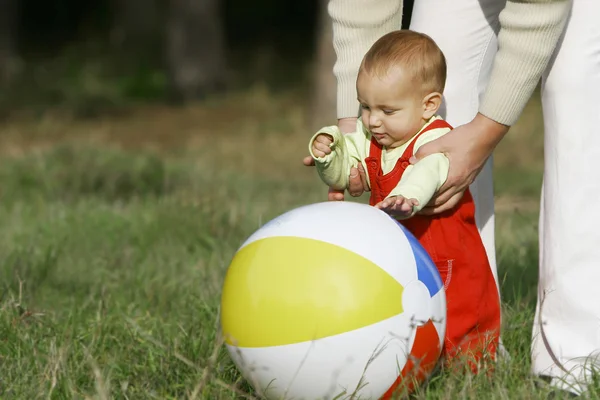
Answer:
[{"xmin": 308, "ymin": 30, "xmax": 501, "ymax": 372}]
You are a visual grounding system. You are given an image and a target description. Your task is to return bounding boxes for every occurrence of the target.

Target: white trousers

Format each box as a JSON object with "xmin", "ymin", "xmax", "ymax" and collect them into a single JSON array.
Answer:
[{"xmin": 410, "ymin": 0, "xmax": 600, "ymax": 394}]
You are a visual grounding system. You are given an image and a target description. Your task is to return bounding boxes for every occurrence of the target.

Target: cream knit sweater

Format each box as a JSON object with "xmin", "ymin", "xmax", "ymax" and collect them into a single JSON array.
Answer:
[{"xmin": 328, "ymin": 0, "xmax": 572, "ymax": 126}]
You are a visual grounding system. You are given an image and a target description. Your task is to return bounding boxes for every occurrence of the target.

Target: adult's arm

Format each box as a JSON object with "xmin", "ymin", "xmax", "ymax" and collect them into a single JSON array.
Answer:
[
  {"xmin": 413, "ymin": 0, "xmax": 572, "ymax": 214},
  {"xmin": 328, "ymin": 0, "xmax": 404, "ymax": 119}
]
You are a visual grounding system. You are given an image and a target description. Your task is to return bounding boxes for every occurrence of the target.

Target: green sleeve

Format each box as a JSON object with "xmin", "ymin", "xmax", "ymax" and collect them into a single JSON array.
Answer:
[
  {"xmin": 308, "ymin": 125, "xmax": 368, "ymax": 191},
  {"xmin": 387, "ymin": 154, "xmax": 449, "ymax": 218}
]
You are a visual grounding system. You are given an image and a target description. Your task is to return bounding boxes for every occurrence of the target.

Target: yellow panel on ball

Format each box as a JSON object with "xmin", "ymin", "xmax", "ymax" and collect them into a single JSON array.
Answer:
[{"xmin": 221, "ymin": 236, "xmax": 404, "ymax": 348}]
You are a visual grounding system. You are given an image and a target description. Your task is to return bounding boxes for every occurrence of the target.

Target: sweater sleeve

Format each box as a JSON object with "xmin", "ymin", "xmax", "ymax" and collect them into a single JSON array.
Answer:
[
  {"xmin": 479, "ymin": 0, "xmax": 572, "ymax": 126},
  {"xmin": 328, "ymin": 0, "xmax": 571, "ymax": 126},
  {"xmin": 328, "ymin": 0, "xmax": 403, "ymax": 119}
]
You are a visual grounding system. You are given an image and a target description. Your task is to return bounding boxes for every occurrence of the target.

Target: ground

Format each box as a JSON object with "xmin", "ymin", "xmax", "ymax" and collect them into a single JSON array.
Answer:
[{"xmin": 0, "ymin": 84, "xmax": 595, "ymax": 399}]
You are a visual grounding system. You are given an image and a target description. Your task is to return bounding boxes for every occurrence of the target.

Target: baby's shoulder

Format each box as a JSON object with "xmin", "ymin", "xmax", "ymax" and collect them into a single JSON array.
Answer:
[{"xmin": 414, "ymin": 117, "xmax": 452, "ymax": 148}]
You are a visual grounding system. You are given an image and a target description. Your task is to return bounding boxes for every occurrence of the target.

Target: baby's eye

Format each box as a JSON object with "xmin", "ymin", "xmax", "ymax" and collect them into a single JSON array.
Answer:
[
  {"xmin": 360, "ymin": 104, "xmax": 370, "ymax": 110},
  {"xmin": 382, "ymin": 109, "xmax": 395, "ymax": 115}
]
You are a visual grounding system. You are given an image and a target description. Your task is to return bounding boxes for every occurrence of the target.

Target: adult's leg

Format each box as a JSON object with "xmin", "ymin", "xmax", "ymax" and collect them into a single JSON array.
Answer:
[
  {"xmin": 409, "ymin": 0, "xmax": 506, "ymax": 290},
  {"xmin": 409, "ymin": 0, "xmax": 508, "ymax": 359},
  {"xmin": 532, "ymin": 0, "xmax": 600, "ymax": 394}
]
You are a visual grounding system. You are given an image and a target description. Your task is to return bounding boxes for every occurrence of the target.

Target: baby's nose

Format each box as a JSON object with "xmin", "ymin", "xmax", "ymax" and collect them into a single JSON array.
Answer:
[{"xmin": 369, "ymin": 116, "xmax": 381, "ymax": 127}]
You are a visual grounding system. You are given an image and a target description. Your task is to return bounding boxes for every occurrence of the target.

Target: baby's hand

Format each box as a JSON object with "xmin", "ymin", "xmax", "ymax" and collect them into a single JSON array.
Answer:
[
  {"xmin": 311, "ymin": 134, "xmax": 334, "ymax": 158},
  {"xmin": 375, "ymin": 195, "xmax": 419, "ymax": 218}
]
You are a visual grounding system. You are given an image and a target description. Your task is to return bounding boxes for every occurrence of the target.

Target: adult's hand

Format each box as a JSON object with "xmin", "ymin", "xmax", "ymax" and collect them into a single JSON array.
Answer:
[
  {"xmin": 411, "ymin": 113, "xmax": 510, "ymax": 215},
  {"xmin": 303, "ymin": 117, "xmax": 367, "ymax": 201}
]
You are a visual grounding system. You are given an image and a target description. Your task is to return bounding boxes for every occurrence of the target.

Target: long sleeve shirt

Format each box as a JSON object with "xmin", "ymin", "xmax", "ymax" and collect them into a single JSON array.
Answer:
[{"xmin": 309, "ymin": 116, "xmax": 451, "ymax": 217}]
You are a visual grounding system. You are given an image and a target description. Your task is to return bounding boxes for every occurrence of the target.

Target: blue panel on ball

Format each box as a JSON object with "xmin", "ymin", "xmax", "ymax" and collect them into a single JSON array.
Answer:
[{"xmin": 392, "ymin": 219, "xmax": 443, "ymax": 297}]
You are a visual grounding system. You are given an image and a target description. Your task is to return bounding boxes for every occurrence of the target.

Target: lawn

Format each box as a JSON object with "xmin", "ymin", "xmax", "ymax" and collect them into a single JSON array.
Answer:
[{"xmin": 0, "ymin": 85, "xmax": 591, "ymax": 399}]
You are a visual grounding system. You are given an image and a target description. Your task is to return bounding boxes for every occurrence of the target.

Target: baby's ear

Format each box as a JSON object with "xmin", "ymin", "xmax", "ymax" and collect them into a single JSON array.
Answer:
[{"xmin": 422, "ymin": 92, "xmax": 443, "ymax": 119}]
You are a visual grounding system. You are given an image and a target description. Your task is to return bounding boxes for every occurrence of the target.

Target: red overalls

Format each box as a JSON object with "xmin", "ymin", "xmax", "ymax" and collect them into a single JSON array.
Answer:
[{"xmin": 365, "ymin": 119, "xmax": 501, "ymax": 371}]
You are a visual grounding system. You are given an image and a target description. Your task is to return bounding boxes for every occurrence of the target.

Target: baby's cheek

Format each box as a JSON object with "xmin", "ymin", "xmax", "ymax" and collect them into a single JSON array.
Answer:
[{"xmin": 361, "ymin": 114, "xmax": 370, "ymax": 126}]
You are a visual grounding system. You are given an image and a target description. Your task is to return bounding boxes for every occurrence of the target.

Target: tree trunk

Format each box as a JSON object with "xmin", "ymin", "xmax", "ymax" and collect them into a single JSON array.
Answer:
[
  {"xmin": 0, "ymin": 0, "xmax": 19, "ymax": 86},
  {"xmin": 310, "ymin": 0, "xmax": 337, "ymax": 129},
  {"xmin": 166, "ymin": 0, "xmax": 227, "ymax": 103},
  {"xmin": 111, "ymin": 0, "xmax": 161, "ymax": 69}
]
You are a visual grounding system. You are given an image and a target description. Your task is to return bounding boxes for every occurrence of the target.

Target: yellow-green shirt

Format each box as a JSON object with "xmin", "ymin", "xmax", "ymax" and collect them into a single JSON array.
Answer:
[{"xmin": 308, "ymin": 116, "xmax": 451, "ymax": 217}]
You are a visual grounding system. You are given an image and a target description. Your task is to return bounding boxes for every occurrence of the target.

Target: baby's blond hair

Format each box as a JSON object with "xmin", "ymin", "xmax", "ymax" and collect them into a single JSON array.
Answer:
[{"xmin": 359, "ymin": 30, "xmax": 447, "ymax": 95}]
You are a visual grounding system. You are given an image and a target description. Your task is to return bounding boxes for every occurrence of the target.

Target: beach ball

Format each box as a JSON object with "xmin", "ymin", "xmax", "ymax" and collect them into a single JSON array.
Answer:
[{"xmin": 220, "ymin": 201, "xmax": 446, "ymax": 399}]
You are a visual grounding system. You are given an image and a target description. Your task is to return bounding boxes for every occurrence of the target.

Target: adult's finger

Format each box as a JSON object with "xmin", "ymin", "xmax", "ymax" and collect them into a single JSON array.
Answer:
[
  {"xmin": 303, "ymin": 155, "xmax": 315, "ymax": 166},
  {"xmin": 357, "ymin": 163, "xmax": 369, "ymax": 192},
  {"xmin": 411, "ymin": 134, "xmax": 449, "ymax": 163},
  {"xmin": 328, "ymin": 187, "xmax": 345, "ymax": 201},
  {"xmin": 347, "ymin": 166, "xmax": 364, "ymax": 197},
  {"xmin": 418, "ymin": 191, "xmax": 464, "ymax": 215}
]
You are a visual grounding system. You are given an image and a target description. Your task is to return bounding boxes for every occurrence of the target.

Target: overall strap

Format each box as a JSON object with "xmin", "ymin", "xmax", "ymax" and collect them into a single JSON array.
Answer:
[
  {"xmin": 368, "ymin": 136, "xmax": 383, "ymax": 159},
  {"xmin": 400, "ymin": 119, "xmax": 453, "ymax": 160}
]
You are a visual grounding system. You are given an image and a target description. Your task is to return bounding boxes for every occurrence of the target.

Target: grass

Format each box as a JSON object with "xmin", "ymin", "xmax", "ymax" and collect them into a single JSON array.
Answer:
[{"xmin": 0, "ymin": 85, "xmax": 596, "ymax": 399}]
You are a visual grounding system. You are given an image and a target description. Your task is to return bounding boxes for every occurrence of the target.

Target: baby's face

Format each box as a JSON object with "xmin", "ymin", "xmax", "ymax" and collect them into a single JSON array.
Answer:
[{"xmin": 357, "ymin": 67, "xmax": 429, "ymax": 148}]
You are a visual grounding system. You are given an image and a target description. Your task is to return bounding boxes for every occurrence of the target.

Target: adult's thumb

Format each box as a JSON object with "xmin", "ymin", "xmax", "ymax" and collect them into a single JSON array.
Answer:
[
  {"xmin": 409, "ymin": 141, "xmax": 433, "ymax": 165},
  {"xmin": 409, "ymin": 137, "xmax": 444, "ymax": 165}
]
